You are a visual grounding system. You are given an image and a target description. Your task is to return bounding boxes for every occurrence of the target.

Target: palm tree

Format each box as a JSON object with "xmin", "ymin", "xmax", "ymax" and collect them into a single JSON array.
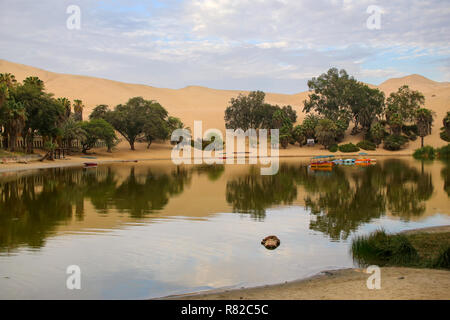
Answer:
[
  {"xmin": 23, "ymin": 76, "xmax": 44, "ymax": 91},
  {"xmin": 73, "ymin": 99, "xmax": 84, "ymax": 122},
  {"xmin": 57, "ymin": 98, "xmax": 72, "ymax": 119},
  {"xmin": 61, "ymin": 117, "xmax": 86, "ymax": 152},
  {"xmin": 315, "ymin": 118, "xmax": 338, "ymax": 149},
  {"xmin": 0, "ymin": 73, "xmax": 17, "ymax": 109},
  {"xmin": 1, "ymin": 97, "xmax": 26, "ymax": 152},
  {"xmin": 0, "ymin": 73, "xmax": 17, "ymax": 88},
  {"xmin": 415, "ymin": 108, "xmax": 434, "ymax": 147}
]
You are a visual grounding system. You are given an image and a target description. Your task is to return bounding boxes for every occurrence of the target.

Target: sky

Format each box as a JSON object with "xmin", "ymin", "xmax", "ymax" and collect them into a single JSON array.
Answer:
[{"xmin": 0, "ymin": 0, "xmax": 449, "ymax": 93}]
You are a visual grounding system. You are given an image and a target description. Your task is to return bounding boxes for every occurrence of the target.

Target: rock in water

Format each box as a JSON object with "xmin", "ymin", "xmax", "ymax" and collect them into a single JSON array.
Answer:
[{"xmin": 261, "ymin": 235, "xmax": 280, "ymax": 250}]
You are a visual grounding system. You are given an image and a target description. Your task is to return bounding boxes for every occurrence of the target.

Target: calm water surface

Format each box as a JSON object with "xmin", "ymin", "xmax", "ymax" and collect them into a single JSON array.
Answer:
[{"xmin": 0, "ymin": 158, "xmax": 449, "ymax": 299}]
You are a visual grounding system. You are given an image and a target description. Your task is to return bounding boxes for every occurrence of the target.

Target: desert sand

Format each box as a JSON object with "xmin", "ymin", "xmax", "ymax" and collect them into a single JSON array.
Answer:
[{"xmin": 1, "ymin": 59, "xmax": 449, "ymax": 155}]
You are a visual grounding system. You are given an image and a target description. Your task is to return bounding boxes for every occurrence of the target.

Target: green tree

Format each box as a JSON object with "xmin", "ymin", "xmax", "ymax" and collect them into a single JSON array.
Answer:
[
  {"xmin": 315, "ymin": 118, "xmax": 338, "ymax": 149},
  {"xmin": 73, "ymin": 99, "xmax": 84, "ymax": 122},
  {"xmin": 89, "ymin": 104, "xmax": 109, "ymax": 120},
  {"xmin": 301, "ymin": 114, "xmax": 320, "ymax": 139},
  {"xmin": 225, "ymin": 91, "xmax": 266, "ymax": 130},
  {"xmin": 0, "ymin": 96, "xmax": 26, "ymax": 152},
  {"xmin": 80, "ymin": 119, "xmax": 117, "ymax": 153},
  {"xmin": 440, "ymin": 111, "xmax": 450, "ymax": 142},
  {"xmin": 292, "ymin": 125, "xmax": 306, "ymax": 147},
  {"xmin": 272, "ymin": 109, "xmax": 293, "ymax": 148},
  {"xmin": 61, "ymin": 117, "xmax": 86, "ymax": 150},
  {"xmin": 57, "ymin": 98, "xmax": 72, "ymax": 119},
  {"xmin": 107, "ymin": 97, "xmax": 152, "ymax": 150},
  {"xmin": 351, "ymin": 84, "xmax": 385, "ymax": 132},
  {"xmin": 143, "ymin": 103, "xmax": 169, "ymax": 148},
  {"xmin": 369, "ymin": 122, "xmax": 386, "ymax": 147},
  {"xmin": 303, "ymin": 68, "xmax": 355, "ymax": 121},
  {"xmin": 415, "ymin": 108, "xmax": 434, "ymax": 147},
  {"xmin": 386, "ymin": 85, "xmax": 425, "ymax": 133}
]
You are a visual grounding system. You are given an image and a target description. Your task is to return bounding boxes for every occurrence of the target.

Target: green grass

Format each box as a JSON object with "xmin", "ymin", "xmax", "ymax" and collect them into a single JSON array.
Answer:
[{"xmin": 351, "ymin": 230, "xmax": 450, "ymax": 269}]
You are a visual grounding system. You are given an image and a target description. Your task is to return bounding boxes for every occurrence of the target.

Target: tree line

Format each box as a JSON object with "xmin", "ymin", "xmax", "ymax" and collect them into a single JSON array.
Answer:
[
  {"xmin": 0, "ymin": 73, "xmax": 185, "ymax": 155},
  {"xmin": 224, "ymin": 68, "xmax": 440, "ymax": 151}
]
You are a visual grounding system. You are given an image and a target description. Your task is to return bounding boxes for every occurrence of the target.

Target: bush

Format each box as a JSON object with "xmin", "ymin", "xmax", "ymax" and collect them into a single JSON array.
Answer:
[
  {"xmin": 328, "ymin": 144, "xmax": 338, "ymax": 153},
  {"xmin": 441, "ymin": 130, "xmax": 450, "ymax": 142},
  {"xmin": 383, "ymin": 135, "xmax": 408, "ymax": 151},
  {"xmin": 413, "ymin": 146, "xmax": 436, "ymax": 160},
  {"xmin": 351, "ymin": 230, "xmax": 419, "ymax": 267},
  {"xmin": 437, "ymin": 144, "xmax": 450, "ymax": 160},
  {"xmin": 356, "ymin": 140, "xmax": 376, "ymax": 151},
  {"xmin": 432, "ymin": 247, "xmax": 450, "ymax": 269},
  {"xmin": 338, "ymin": 143, "xmax": 360, "ymax": 153}
]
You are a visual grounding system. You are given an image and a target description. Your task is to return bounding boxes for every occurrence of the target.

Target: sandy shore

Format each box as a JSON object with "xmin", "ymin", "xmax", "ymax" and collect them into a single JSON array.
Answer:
[
  {"xmin": 0, "ymin": 140, "xmax": 415, "ymax": 174},
  {"xmin": 167, "ymin": 226, "xmax": 450, "ymax": 300},
  {"xmin": 169, "ymin": 267, "xmax": 450, "ymax": 300}
]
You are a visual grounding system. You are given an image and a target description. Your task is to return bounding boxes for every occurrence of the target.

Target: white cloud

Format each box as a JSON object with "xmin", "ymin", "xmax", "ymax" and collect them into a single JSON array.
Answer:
[{"xmin": 0, "ymin": 0, "xmax": 449, "ymax": 92}]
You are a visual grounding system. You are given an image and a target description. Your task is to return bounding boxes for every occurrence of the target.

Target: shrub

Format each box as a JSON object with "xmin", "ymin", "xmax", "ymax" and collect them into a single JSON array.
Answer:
[
  {"xmin": 383, "ymin": 135, "xmax": 408, "ymax": 151},
  {"xmin": 328, "ymin": 144, "xmax": 338, "ymax": 153},
  {"xmin": 413, "ymin": 146, "xmax": 436, "ymax": 160},
  {"xmin": 441, "ymin": 130, "xmax": 450, "ymax": 142},
  {"xmin": 432, "ymin": 247, "xmax": 450, "ymax": 269},
  {"xmin": 437, "ymin": 144, "xmax": 450, "ymax": 160},
  {"xmin": 351, "ymin": 230, "xmax": 419, "ymax": 267},
  {"xmin": 338, "ymin": 143, "xmax": 360, "ymax": 153},
  {"xmin": 356, "ymin": 140, "xmax": 376, "ymax": 151}
]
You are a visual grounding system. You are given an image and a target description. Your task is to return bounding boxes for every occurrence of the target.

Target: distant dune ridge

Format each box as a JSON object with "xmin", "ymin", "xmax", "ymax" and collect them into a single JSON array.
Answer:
[{"xmin": 1, "ymin": 59, "xmax": 449, "ymax": 149}]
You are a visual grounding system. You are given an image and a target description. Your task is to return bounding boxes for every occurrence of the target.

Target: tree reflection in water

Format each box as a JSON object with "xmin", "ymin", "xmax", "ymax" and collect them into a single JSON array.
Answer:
[
  {"xmin": 0, "ymin": 166, "xmax": 192, "ymax": 251},
  {"xmin": 226, "ymin": 159, "xmax": 437, "ymax": 240},
  {"xmin": 0, "ymin": 160, "xmax": 445, "ymax": 251}
]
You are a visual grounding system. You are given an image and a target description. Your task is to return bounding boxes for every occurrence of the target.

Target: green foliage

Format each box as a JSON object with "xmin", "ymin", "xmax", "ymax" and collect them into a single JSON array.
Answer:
[
  {"xmin": 351, "ymin": 230, "xmax": 419, "ymax": 267},
  {"xmin": 356, "ymin": 140, "xmax": 376, "ymax": 151},
  {"xmin": 291, "ymin": 125, "xmax": 306, "ymax": 146},
  {"xmin": 415, "ymin": 108, "xmax": 435, "ymax": 147},
  {"xmin": 338, "ymin": 143, "xmax": 360, "ymax": 153},
  {"xmin": 328, "ymin": 144, "xmax": 338, "ymax": 152},
  {"xmin": 303, "ymin": 68, "xmax": 355, "ymax": 121},
  {"xmin": 301, "ymin": 114, "xmax": 320, "ymax": 139},
  {"xmin": 303, "ymin": 68, "xmax": 384, "ymax": 133},
  {"xmin": 440, "ymin": 112, "xmax": 450, "ymax": 142},
  {"xmin": 272, "ymin": 109, "xmax": 293, "ymax": 148},
  {"xmin": 432, "ymin": 247, "xmax": 450, "ymax": 269},
  {"xmin": 315, "ymin": 118, "xmax": 338, "ymax": 148},
  {"xmin": 89, "ymin": 104, "xmax": 109, "ymax": 120},
  {"xmin": 224, "ymin": 91, "xmax": 297, "ymax": 133},
  {"xmin": 383, "ymin": 134, "xmax": 408, "ymax": 151},
  {"xmin": 80, "ymin": 119, "xmax": 117, "ymax": 153},
  {"xmin": 437, "ymin": 144, "xmax": 450, "ymax": 160},
  {"xmin": 413, "ymin": 146, "xmax": 436, "ymax": 160},
  {"xmin": 369, "ymin": 122, "xmax": 386, "ymax": 146},
  {"xmin": 386, "ymin": 85, "xmax": 425, "ymax": 123}
]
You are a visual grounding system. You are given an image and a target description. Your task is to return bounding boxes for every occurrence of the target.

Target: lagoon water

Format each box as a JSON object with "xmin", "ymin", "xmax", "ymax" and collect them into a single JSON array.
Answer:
[{"xmin": 0, "ymin": 158, "xmax": 449, "ymax": 299}]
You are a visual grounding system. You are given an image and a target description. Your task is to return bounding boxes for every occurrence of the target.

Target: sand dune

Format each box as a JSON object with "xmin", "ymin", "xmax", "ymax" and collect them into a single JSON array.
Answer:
[{"xmin": 1, "ymin": 59, "xmax": 449, "ymax": 149}]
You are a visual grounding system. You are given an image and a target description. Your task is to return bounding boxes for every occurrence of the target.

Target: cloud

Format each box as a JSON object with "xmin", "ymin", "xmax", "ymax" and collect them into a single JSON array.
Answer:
[{"xmin": 0, "ymin": 0, "xmax": 449, "ymax": 93}]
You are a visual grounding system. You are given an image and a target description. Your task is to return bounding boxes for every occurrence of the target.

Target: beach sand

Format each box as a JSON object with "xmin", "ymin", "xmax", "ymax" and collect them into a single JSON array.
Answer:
[{"xmin": 169, "ymin": 267, "xmax": 450, "ymax": 300}]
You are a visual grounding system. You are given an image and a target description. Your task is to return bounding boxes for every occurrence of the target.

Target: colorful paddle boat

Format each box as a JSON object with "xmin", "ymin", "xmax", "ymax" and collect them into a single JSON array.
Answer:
[{"xmin": 310, "ymin": 155, "xmax": 335, "ymax": 168}]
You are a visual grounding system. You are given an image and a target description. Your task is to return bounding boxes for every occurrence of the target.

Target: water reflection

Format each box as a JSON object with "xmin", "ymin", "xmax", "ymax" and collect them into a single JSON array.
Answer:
[
  {"xmin": 226, "ymin": 159, "xmax": 439, "ymax": 240},
  {"xmin": 0, "ymin": 159, "xmax": 448, "ymax": 251},
  {"xmin": 0, "ymin": 166, "xmax": 191, "ymax": 251}
]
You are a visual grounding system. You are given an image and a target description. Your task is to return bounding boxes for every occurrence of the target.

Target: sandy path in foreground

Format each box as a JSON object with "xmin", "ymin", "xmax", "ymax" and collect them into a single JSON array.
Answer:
[{"xmin": 171, "ymin": 267, "xmax": 450, "ymax": 300}]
